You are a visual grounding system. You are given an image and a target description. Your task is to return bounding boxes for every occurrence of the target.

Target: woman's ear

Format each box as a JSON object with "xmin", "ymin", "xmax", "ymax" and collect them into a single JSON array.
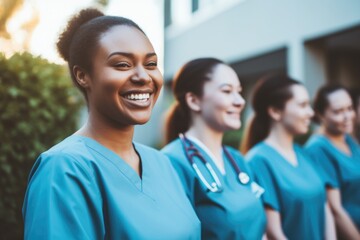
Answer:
[
  {"xmin": 185, "ymin": 92, "xmax": 201, "ymax": 112},
  {"xmin": 73, "ymin": 65, "xmax": 90, "ymax": 88},
  {"xmin": 268, "ymin": 106, "xmax": 282, "ymax": 121}
]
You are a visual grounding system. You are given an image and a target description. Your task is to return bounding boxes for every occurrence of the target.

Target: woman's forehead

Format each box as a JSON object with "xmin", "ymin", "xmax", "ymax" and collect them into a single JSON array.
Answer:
[
  {"xmin": 210, "ymin": 64, "xmax": 241, "ymax": 87},
  {"xmin": 98, "ymin": 25, "xmax": 154, "ymax": 55},
  {"xmin": 327, "ymin": 89, "xmax": 352, "ymax": 108}
]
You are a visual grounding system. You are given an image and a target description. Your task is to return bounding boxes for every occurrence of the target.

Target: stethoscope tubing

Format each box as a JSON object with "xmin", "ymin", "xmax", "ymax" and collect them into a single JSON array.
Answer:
[
  {"xmin": 179, "ymin": 133, "xmax": 249, "ymax": 192},
  {"xmin": 179, "ymin": 133, "xmax": 222, "ymax": 192}
]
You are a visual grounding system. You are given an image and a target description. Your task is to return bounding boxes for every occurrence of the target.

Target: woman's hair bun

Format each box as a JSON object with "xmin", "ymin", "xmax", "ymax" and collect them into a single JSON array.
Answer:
[{"xmin": 57, "ymin": 8, "xmax": 104, "ymax": 61}]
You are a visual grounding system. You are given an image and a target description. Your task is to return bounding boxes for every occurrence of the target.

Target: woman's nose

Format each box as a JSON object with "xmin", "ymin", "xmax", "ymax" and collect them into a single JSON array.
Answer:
[
  {"xmin": 344, "ymin": 109, "xmax": 355, "ymax": 121},
  {"xmin": 234, "ymin": 93, "xmax": 246, "ymax": 107},
  {"xmin": 130, "ymin": 66, "xmax": 152, "ymax": 84}
]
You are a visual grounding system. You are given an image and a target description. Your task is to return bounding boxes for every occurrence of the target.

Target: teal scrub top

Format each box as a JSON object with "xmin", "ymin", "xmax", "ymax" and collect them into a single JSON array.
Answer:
[
  {"xmin": 305, "ymin": 134, "xmax": 360, "ymax": 229},
  {"xmin": 23, "ymin": 135, "xmax": 201, "ymax": 240},
  {"xmin": 245, "ymin": 142, "xmax": 326, "ymax": 240},
  {"xmin": 161, "ymin": 138, "xmax": 266, "ymax": 240}
]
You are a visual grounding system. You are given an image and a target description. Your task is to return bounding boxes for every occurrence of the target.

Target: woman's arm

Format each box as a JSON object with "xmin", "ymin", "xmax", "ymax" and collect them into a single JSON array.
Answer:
[
  {"xmin": 327, "ymin": 188, "xmax": 360, "ymax": 240},
  {"xmin": 265, "ymin": 207, "xmax": 287, "ymax": 240},
  {"xmin": 325, "ymin": 202, "xmax": 336, "ymax": 240}
]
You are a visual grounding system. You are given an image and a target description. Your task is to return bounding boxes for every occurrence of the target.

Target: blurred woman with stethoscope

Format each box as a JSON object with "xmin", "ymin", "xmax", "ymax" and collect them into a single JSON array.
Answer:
[
  {"xmin": 305, "ymin": 85, "xmax": 360, "ymax": 239},
  {"xmin": 242, "ymin": 75, "xmax": 336, "ymax": 240},
  {"xmin": 161, "ymin": 58, "xmax": 266, "ymax": 239}
]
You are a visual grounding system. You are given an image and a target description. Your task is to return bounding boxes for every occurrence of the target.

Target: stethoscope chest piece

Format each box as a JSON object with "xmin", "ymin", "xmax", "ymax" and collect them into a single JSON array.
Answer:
[
  {"xmin": 238, "ymin": 172, "xmax": 250, "ymax": 185},
  {"xmin": 180, "ymin": 133, "xmax": 251, "ymax": 191}
]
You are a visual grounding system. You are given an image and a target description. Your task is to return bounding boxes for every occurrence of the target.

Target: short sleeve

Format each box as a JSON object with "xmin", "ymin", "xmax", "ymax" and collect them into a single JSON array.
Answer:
[
  {"xmin": 305, "ymin": 145, "xmax": 340, "ymax": 188},
  {"xmin": 23, "ymin": 152, "xmax": 104, "ymax": 240},
  {"xmin": 247, "ymin": 156, "xmax": 280, "ymax": 211}
]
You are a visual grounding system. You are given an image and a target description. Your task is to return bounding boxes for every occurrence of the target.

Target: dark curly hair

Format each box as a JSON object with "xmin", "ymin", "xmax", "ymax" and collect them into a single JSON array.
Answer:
[{"xmin": 56, "ymin": 8, "xmax": 145, "ymax": 99}]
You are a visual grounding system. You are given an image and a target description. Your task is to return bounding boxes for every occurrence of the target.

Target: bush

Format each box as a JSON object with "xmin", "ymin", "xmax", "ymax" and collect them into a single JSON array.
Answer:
[{"xmin": 0, "ymin": 52, "xmax": 84, "ymax": 239}]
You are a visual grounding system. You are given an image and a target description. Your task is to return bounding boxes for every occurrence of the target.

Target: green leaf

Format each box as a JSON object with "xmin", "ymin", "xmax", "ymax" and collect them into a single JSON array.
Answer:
[{"xmin": 0, "ymin": 51, "xmax": 84, "ymax": 239}]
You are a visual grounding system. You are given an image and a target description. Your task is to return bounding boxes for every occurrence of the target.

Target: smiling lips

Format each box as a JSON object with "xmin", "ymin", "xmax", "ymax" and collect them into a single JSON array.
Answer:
[{"xmin": 125, "ymin": 93, "xmax": 150, "ymax": 102}]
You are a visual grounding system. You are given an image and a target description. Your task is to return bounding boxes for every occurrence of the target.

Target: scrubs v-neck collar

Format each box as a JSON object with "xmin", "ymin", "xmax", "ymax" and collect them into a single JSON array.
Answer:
[
  {"xmin": 74, "ymin": 135, "xmax": 155, "ymax": 199},
  {"xmin": 318, "ymin": 134, "xmax": 356, "ymax": 158},
  {"xmin": 262, "ymin": 142, "xmax": 300, "ymax": 168}
]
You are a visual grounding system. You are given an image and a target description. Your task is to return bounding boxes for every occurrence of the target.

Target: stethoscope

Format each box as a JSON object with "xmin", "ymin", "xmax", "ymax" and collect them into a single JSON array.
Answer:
[{"xmin": 179, "ymin": 133, "xmax": 250, "ymax": 193}]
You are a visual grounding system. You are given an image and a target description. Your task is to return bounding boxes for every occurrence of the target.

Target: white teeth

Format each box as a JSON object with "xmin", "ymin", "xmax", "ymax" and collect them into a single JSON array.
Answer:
[{"xmin": 125, "ymin": 93, "xmax": 150, "ymax": 100}]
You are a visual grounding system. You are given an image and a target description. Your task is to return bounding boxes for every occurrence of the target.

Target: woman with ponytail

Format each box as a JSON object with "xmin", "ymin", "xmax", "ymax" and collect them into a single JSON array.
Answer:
[
  {"xmin": 244, "ymin": 75, "xmax": 335, "ymax": 240},
  {"xmin": 162, "ymin": 58, "xmax": 266, "ymax": 239},
  {"xmin": 305, "ymin": 85, "xmax": 360, "ymax": 239},
  {"xmin": 22, "ymin": 8, "xmax": 200, "ymax": 239}
]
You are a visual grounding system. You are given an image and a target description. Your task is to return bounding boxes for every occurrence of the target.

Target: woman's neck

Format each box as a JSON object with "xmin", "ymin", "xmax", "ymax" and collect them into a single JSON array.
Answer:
[
  {"xmin": 265, "ymin": 124, "xmax": 298, "ymax": 166},
  {"xmin": 186, "ymin": 127, "xmax": 223, "ymax": 151},
  {"xmin": 186, "ymin": 119, "xmax": 224, "ymax": 155},
  {"xmin": 319, "ymin": 127, "xmax": 351, "ymax": 155},
  {"xmin": 319, "ymin": 126, "xmax": 346, "ymax": 143},
  {"xmin": 265, "ymin": 124, "xmax": 294, "ymax": 150},
  {"xmin": 186, "ymin": 123, "xmax": 225, "ymax": 173},
  {"xmin": 76, "ymin": 114, "xmax": 141, "ymax": 175}
]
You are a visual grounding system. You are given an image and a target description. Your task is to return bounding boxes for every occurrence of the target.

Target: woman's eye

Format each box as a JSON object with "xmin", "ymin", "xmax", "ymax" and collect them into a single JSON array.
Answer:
[
  {"xmin": 146, "ymin": 62, "xmax": 158, "ymax": 67},
  {"xmin": 114, "ymin": 62, "xmax": 131, "ymax": 68},
  {"xmin": 222, "ymin": 89, "xmax": 231, "ymax": 94}
]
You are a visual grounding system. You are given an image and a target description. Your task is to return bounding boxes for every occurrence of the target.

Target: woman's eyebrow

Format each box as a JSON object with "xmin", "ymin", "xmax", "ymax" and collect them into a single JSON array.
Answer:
[
  {"xmin": 218, "ymin": 83, "xmax": 232, "ymax": 88},
  {"xmin": 218, "ymin": 83, "xmax": 242, "ymax": 90},
  {"xmin": 107, "ymin": 52, "xmax": 157, "ymax": 59}
]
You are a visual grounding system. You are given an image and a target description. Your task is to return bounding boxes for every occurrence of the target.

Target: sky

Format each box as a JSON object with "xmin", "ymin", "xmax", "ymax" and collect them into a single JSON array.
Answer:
[{"xmin": 7, "ymin": 0, "xmax": 164, "ymax": 69}]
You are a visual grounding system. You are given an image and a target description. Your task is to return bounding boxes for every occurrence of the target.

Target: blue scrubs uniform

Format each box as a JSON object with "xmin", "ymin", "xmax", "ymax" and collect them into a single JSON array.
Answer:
[
  {"xmin": 306, "ymin": 134, "xmax": 360, "ymax": 230},
  {"xmin": 23, "ymin": 135, "xmax": 200, "ymax": 239},
  {"xmin": 245, "ymin": 142, "xmax": 326, "ymax": 240},
  {"xmin": 161, "ymin": 138, "xmax": 266, "ymax": 240}
]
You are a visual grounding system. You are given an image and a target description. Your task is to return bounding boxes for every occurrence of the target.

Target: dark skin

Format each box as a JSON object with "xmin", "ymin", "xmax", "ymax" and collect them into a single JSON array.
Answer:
[{"xmin": 73, "ymin": 25, "xmax": 163, "ymax": 176}]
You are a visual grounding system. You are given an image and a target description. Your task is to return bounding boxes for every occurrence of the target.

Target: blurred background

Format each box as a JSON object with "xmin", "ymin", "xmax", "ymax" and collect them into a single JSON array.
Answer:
[
  {"xmin": 1, "ymin": 0, "xmax": 360, "ymax": 239},
  {"xmin": 163, "ymin": 0, "xmax": 360, "ymax": 147}
]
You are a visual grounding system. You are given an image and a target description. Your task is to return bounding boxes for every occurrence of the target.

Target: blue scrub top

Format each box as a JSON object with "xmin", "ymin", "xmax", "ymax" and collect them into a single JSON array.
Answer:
[
  {"xmin": 245, "ymin": 142, "xmax": 326, "ymax": 240},
  {"xmin": 23, "ymin": 135, "xmax": 200, "ymax": 240},
  {"xmin": 305, "ymin": 134, "xmax": 360, "ymax": 230},
  {"xmin": 161, "ymin": 138, "xmax": 266, "ymax": 240}
]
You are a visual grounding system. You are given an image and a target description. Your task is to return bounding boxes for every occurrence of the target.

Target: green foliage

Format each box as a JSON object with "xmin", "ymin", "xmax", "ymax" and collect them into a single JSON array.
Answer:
[
  {"xmin": 223, "ymin": 128, "xmax": 243, "ymax": 150},
  {"xmin": 0, "ymin": 52, "xmax": 84, "ymax": 239}
]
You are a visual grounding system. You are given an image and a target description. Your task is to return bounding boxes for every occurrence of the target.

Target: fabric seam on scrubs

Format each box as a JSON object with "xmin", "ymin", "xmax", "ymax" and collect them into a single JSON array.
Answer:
[{"xmin": 80, "ymin": 137, "xmax": 146, "ymax": 191}]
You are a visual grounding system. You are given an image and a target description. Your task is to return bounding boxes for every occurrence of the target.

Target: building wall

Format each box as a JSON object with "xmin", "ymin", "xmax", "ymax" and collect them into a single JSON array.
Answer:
[
  {"xmin": 162, "ymin": 0, "xmax": 360, "ymax": 147},
  {"xmin": 164, "ymin": 0, "xmax": 360, "ymax": 91}
]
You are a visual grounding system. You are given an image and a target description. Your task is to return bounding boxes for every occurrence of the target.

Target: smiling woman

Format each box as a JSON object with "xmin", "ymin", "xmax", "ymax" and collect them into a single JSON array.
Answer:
[
  {"xmin": 22, "ymin": 8, "xmax": 200, "ymax": 239},
  {"xmin": 306, "ymin": 85, "xmax": 360, "ymax": 239},
  {"xmin": 243, "ymin": 75, "xmax": 335, "ymax": 240},
  {"xmin": 161, "ymin": 58, "xmax": 267, "ymax": 239}
]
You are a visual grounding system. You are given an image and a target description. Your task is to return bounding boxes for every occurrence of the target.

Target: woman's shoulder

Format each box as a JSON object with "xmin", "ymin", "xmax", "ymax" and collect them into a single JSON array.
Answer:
[
  {"xmin": 45, "ymin": 134, "xmax": 86, "ymax": 152},
  {"xmin": 29, "ymin": 135, "xmax": 98, "ymax": 182},
  {"xmin": 160, "ymin": 138, "xmax": 185, "ymax": 159},
  {"xmin": 293, "ymin": 143, "xmax": 307, "ymax": 153},
  {"xmin": 40, "ymin": 135, "xmax": 93, "ymax": 163},
  {"xmin": 346, "ymin": 134, "xmax": 360, "ymax": 146},
  {"xmin": 305, "ymin": 134, "xmax": 327, "ymax": 149},
  {"xmin": 245, "ymin": 142, "xmax": 270, "ymax": 162},
  {"xmin": 293, "ymin": 143, "xmax": 314, "ymax": 161},
  {"xmin": 160, "ymin": 138, "xmax": 195, "ymax": 171}
]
